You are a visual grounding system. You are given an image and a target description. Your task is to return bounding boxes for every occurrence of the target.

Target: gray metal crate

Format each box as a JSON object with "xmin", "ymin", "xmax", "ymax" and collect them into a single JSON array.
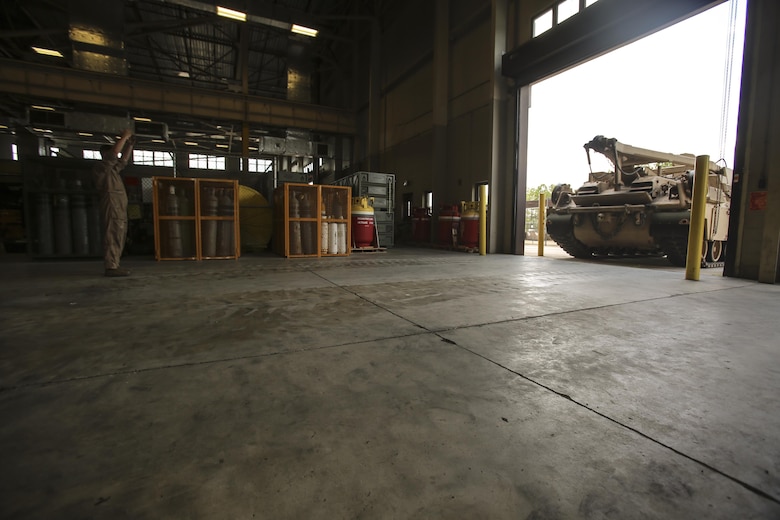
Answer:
[
  {"xmin": 374, "ymin": 210, "xmax": 394, "ymax": 247},
  {"xmin": 373, "ymin": 210, "xmax": 394, "ymax": 223},
  {"xmin": 332, "ymin": 171, "xmax": 395, "ymax": 212},
  {"xmin": 333, "ymin": 172, "xmax": 395, "ymax": 247}
]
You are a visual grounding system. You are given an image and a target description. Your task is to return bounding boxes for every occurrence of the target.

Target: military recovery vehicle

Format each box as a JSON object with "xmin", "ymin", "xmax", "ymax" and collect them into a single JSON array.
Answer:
[{"xmin": 546, "ymin": 135, "xmax": 731, "ymax": 267}]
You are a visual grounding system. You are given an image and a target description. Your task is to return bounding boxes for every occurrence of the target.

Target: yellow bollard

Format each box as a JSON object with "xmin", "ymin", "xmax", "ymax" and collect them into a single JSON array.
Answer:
[
  {"xmin": 479, "ymin": 185, "xmax": 487, "ymax": 256},
  {"xmin": 537, "ymin": 193, "xmax": 546, "ymax": 256},
  {"xmin": 685, "ymin": 155, "xmax": 709, "ymax": 281}
]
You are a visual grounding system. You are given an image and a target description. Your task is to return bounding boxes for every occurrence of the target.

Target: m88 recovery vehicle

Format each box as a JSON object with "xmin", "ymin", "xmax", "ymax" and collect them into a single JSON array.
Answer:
[{"xmin": 546, "ymin": 135, "xmax": 731, "ymax": 267}]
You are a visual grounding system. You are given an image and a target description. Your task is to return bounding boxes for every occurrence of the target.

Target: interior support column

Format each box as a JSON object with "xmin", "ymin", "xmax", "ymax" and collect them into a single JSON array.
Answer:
[
  {"xmin": 367, "ymin": 20, "xmax": 381, "ymax": 172},
  {"xmin": 514, "ymin": 86, "xmax": 530, "ymax": 254},
  {"xmin": 488, "ymin": 0, "xmax": 513, "ymax": 253},
  {"xmin": 431, "ymin": 0, "xmax": 449, "ymax": 209}
]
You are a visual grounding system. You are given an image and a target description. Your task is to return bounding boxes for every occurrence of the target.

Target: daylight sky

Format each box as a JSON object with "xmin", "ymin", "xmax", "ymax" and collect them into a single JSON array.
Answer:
[{"xmin": 526, "ymin": 0, "xmax": 747, "ymax": 190}]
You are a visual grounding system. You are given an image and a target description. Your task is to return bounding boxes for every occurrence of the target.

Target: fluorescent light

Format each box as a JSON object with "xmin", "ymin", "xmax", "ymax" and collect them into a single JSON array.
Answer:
[
  {"xmin": 32, "ymin": 128, "xmax": 52, "ymax": 133},
  {"xmin": 78, "ymin": 132, "xmax": 93, "ymax": 137},
  {"xmin": 0, "ymin": 124, "xmax": 8, "ymax": 130},
  {"xmin": 185, "ymin": 141, "xmax": 198, "ymax": 146},
  {"xmin": 133, "ymin": 116, "xmax": 152, "ymax": 122},
  {"xmin": 248, "ymin": 146, "xmax": 258, "ymax": 151},
  {"xmin": 216, "ymin": 144, "xmax": 229, "ymax": 148},
  {"xmin": 217, "ymin": 6, "xmax": 246, "ymax": 22},
  {"xmin": 31, "ymin": 105, "xmax": 55, "ymax": 111},
  {"xmin": 177, "ymin": 71, "xmax": 190, "ymax": 78},
  {"xmin": 291, "ymin": 24, "xmax": 318, "ymax": 37},
  {"xmin": 32, "ymin": 46, "xmax": 63, "ymax": 58},
  {"xmin": 151, "ymin": 139, "xmax": 166, "ymax": 143}
]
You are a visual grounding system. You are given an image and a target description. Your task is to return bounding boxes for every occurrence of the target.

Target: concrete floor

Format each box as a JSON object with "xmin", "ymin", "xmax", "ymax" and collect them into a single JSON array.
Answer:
[{"xmin": 1, "ymin": 246, "xmax": 779, "ymax": 519}]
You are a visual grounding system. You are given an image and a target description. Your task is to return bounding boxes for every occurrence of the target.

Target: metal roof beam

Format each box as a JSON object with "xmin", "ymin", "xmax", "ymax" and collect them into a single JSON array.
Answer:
[{"xmin": 0, "ymin": 58, "xmax": 355, "ymax": 134}]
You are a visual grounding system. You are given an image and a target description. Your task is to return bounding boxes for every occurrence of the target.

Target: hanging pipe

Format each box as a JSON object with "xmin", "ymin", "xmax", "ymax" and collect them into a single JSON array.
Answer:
[{"xmin": 685, "ymin": 155, "xmax": 710, "ymax": 281}]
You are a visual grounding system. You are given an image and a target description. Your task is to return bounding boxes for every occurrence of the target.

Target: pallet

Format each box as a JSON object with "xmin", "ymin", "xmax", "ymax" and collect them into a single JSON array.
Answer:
[{"xmin": 351, "ymin": 246, "xmax": 387, "ymax": 253}]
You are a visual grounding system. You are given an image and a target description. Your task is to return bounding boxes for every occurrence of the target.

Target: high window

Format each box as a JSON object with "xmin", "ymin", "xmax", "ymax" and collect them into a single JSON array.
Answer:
[
  {"xmin": 134, "ymin": 149, "xmax": 174, "ymax": 167},
  {"xmin": 242, "ymin": 157, "xmax": 273, "ymax": 173},
  {"xmin": 533, "ymin": 0, "xmax": 600, "ymax": 37},
  {"xmin": 188, "ymin": 153, "xmax": 226, "ymax": 170}
]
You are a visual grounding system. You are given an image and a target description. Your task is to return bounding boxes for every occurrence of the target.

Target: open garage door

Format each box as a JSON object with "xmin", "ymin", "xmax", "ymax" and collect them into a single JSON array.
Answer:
[{"xmin": 501, "ymin": 0, "xmax": 733, "ymax": 256}]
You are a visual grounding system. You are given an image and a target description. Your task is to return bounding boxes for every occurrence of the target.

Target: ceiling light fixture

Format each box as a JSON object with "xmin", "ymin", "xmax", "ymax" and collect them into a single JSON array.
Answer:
[
  {"xmin": 32, "ymin": 46, "xmax": 63, "ymax": 58},
  {"xmin": 31, "ymin": 105, "xmax": 55, "ymax": 111},
  {"xmin": 78, "ymin": 132, "xmax": 93, "ymax": 137},
  {"xmin": 151, "ymin": 139, "xmax": 166, "ymax": 143},
  {"xmin": 216, "ymin": 144, "xmax": 229, "ymax": 148},
  {"xmin": 32, "ymin": 128, "xmax": 52, "ymax": 133},
  {"xmin": 0, "ymin": 124, "xmax": 8, "ymax": 130},
  {"xmin": 184, "ymin": 141, "xmax": 198, "ymax": 146},
  {"xmin": 291, "ymin": 24, "xmax": 318, "ymax": 37},
  {"xmin": 177, "ymin": 71, "xmax": 190, "ymax": 78},
  {"xmin": 217, "ymin": 6, "xmax": 247, "ymax": 22},
  {"xmin": 133, "ymin": 116, "xmax": 152, "ymax": 122}
]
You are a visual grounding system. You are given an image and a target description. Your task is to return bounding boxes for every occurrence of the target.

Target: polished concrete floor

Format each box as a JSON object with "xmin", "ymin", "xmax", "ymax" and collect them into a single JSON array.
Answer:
[{"xmin": 1, "ymin": 246, "xmax": 779, "ymax": 519}]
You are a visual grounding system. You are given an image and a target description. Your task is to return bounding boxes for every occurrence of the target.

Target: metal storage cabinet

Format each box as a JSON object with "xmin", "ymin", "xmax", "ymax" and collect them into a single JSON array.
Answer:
[
  {"xmin": 331, "ymin": 171, "xmax": 395, "ymax": 247},
  {"xmin": 273, "ymin": 183, "xmax": 351, "ymax": 258},
  {"xmin": 152, "ymin": 177, "xmax": 239, "ymax": 260}
]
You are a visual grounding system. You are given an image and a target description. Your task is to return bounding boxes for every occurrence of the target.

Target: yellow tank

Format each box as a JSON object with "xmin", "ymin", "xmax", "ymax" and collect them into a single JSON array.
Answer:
[
  {"xmin": 238, "ymin": 185, "xmax": 273, "ymax": 252},
  {"xmin": 352, "ymin": 196, "xmax": 375, "ymax": 213}
]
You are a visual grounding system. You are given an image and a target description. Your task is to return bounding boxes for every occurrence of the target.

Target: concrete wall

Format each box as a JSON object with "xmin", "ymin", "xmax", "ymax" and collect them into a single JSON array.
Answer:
[
  {"xmin": 372, "ymin": 0, "xmax": 495, "ymax": 224},
  {"xmin": 727, "ymin": 0, "xmax": 780, "ymax": 282},
  {"xmin": 447, "ymin": 16, "xmax": 493, "ymax": 203}
]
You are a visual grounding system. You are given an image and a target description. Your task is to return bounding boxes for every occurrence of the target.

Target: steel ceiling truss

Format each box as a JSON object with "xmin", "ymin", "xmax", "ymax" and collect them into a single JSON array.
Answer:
[{"xmin": 0, "ymin": 0, "xmax": 395, "ymax": 152}]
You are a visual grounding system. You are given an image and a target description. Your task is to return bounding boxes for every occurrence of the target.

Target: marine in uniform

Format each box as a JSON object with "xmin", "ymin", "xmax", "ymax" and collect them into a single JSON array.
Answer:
[{"xmin": 93, "ymin": 129, "xmax": 135, "ymax": 277}]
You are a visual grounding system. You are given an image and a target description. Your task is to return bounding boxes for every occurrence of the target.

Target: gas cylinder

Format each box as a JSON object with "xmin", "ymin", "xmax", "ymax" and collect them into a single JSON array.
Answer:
[
  {"xmin": 328, "ymin": 220, "xmax": 338, "ymax": 254},
  {"xmin": 437, "ymin": 204, "xmax": 460, "ymax": 247},
  {"xmin": 338, "ymin": 221, "xmax": 347, "ymax": 254},
  {"xmin": 290, "ymin": 191, "xmax": 302, "ymax": 255},
  {"xmin": 177, "ymin": 187, "xmax": 194, "ymax": 257},
  {"xmin": 53, "ymin": 179, "xmax": 72, "ymax": 255},
  {"xmin": 459, "ymin": 201, "xmax": 479, "ymax": 248},
  {"xmin": 320, "ymin": 202, "xmax": 329, "ymax": 254},
  {"xmin": 166, "ymin": 185, "xmax": 183, "ymax": 258},
  {"xmin": 328, "ymin": 196, "xmax": 341, "ymax": 254},
  {"xmin": 201, "ymin": 187, "xmax": 218, "ymax": 257},
  {"xmin": 35, "ymin": 193, "xmax": 54, "ymax": 255},
  {"xmin": 87, "ymin": 195, "xmax": 102, "ymax": 256},
  {"xmin": 412, "ymin": 207, "xmax": 431, "ymax": 243},
  {"xmin": 216, "ymin": 188, "xmax": 234, "ymax": 256},
  {"xmin": 351, "ymin": 197, "xmax": 375, "ymax": 248},
  {"xmin": 299, "ymin": 193, "xmax": 313, "ymax": 255},
  {"xmin": 70, "ymin": 179, "xmax": 90, "ymax": 255}
]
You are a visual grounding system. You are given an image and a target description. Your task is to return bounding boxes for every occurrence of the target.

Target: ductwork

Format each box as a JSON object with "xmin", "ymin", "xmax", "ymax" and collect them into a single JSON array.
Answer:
[{"xmin": 68, "ymin": 0, "xmax": 127, "ymax": 75}]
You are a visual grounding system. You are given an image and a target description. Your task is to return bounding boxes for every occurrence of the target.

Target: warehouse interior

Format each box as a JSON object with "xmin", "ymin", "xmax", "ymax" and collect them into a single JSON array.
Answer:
[{"xmin": 1, "ymin": 0, "xmax": 779, "ymax": 517}]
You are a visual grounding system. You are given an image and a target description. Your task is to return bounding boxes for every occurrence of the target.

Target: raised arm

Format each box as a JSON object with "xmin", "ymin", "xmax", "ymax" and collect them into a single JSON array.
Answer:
[{"xmin": 113, "ymin": 128, "xmax": 135, "ymax": 164}]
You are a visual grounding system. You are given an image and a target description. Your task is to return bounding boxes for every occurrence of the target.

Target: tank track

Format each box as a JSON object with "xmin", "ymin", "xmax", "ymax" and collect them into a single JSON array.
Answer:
[
  {"xmin": 657, "ymin": 235, "xmax": 687, "ymax": 267},
  {"xmin": 656, "ymin": 235, "xmax": 724, "ymax": 268},
  {"xmin": 546, "ymin": 228, "xmax": 594, "ymax": 259}
]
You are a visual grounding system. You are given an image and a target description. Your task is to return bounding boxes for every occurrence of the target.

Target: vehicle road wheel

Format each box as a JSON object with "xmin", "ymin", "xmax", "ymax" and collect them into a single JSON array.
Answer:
[{"xmin": 708, "ymin": 240, "xmax": 723, "ymax": 262}]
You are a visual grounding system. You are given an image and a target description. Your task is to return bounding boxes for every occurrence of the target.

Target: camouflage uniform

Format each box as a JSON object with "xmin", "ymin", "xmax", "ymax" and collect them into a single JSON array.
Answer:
[{"xmin": 93, "ymin": 158, "xmax": 128, "ymax": 270}]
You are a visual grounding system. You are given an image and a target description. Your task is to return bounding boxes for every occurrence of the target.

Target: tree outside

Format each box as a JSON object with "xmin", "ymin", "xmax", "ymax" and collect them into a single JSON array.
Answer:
[{"xmin": 525, "ymin": 183, "xmax": 552, "ymax": 240}]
